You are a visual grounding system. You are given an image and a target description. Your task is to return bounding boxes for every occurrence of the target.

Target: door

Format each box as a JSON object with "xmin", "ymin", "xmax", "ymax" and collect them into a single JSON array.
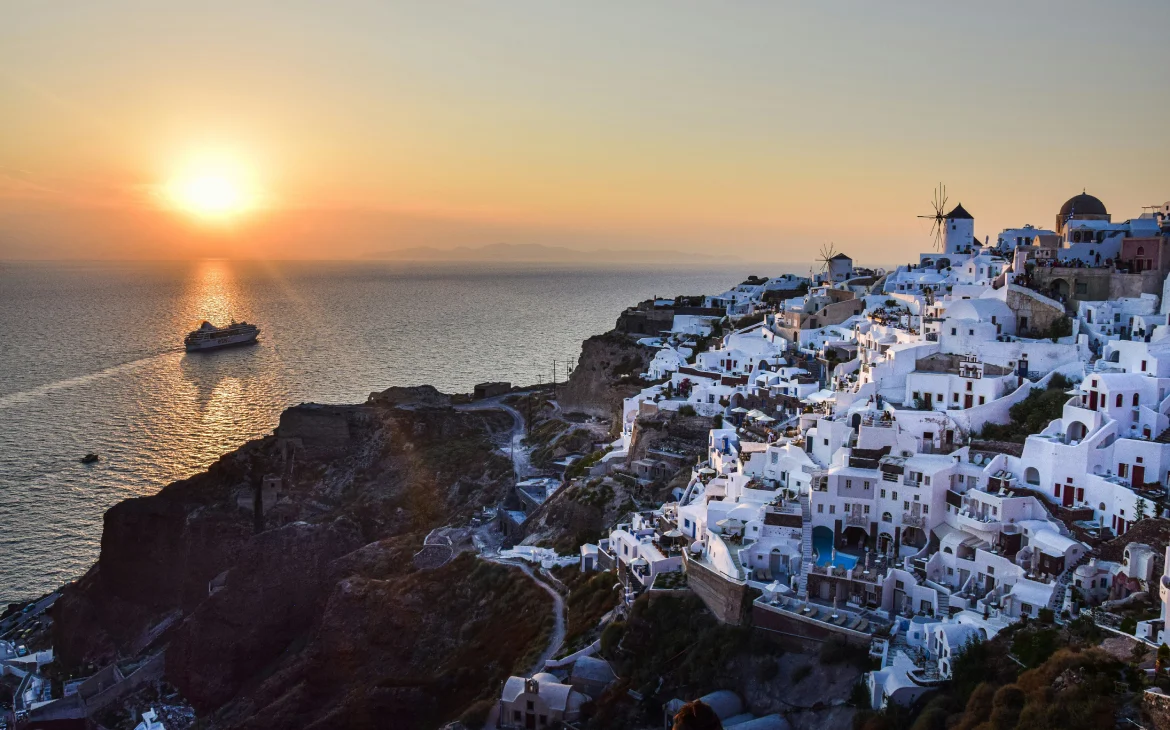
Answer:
[
  {"xmin": 964, "ymin": 394, "xmax": 973, "ymax": 409},
  {"xmin": 1089, "ymin": 390, "xmax": 1098, "ymax": 410},
  {"xmin": 924, "ymin": 393, "xmax": 932, "ymax": 408},
  {"xmin": 1062, "ymin": 484, "xmax": 1075, "ymax": 507},
  {"xmin": 526, "ymin": 713, "xmax": 536, "ymax": 730},
  {"xmin": 1132, "ymin": 465, "xmax": 1145, "ymax": 488}
]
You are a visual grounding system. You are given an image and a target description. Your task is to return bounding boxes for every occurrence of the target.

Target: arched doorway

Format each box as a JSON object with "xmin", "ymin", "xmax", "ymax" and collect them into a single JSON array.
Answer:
[
  {"xmin": 902, "ymin": 526, "xmax": 927, "ymax": 550},
  {"xmin": 1067, "ymin": 421, "xmax": 1087, "ymax": 442},
  {"xmin": 842, "ymin": 525, "xmax": 869, "ymax": 550},
  {"xmin": 1024, "ymin": 467, "xmax": 1040, "ymax": 486},
  {"xmin": 1052, "ymin": 279, "xmax": 1071, "ymax": 300}
]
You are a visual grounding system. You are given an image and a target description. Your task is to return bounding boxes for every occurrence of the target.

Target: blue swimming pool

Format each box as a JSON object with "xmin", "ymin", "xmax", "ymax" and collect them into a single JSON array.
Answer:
[{"xmin": 812, "ymin": 529, "xmax": 860, "ymax": 569}]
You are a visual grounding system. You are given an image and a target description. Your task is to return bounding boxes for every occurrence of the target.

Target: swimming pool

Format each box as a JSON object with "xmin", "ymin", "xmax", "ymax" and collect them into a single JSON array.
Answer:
[{"xmin": 812, "ymin": 529, "xmax": 860, "ymax": 569}]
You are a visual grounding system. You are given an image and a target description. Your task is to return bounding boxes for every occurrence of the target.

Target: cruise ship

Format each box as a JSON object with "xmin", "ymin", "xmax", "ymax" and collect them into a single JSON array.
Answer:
[{"xmin": 184, "ymin": 321, "xmax": 260, "ymax": 352}]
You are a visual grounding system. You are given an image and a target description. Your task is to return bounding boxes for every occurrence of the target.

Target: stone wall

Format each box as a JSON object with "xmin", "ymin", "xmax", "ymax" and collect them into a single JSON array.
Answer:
[
  {"xmin": 684, "ymin": 554, "xmax": 747, "ymax": 625},
  {"xmin": 276, "ymin": 404, "xmax": 358, "ymax": 460}
]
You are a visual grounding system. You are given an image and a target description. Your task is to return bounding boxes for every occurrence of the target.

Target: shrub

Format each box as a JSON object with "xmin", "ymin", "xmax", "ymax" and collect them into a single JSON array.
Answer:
[
  {"xmin": 1037, "ymin": 607, "xmax": 1055, "ymax": 624},
  {"xmin": 712, "ymin": 413, "xmax": 723, "ymax": 428},
  {"xmin": 678, "ymin": 405, "xmax": 697, "ymax": 417},
  {"xmin": 458, "ymin": 699, "xmax": 495, "ymax": 729}
]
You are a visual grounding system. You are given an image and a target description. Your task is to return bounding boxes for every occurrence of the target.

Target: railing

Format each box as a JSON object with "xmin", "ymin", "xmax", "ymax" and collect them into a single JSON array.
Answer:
[
  {"xmin": 845, "ymin": 513, "xmax": 869, "ymax": 527},
  {"xmin": 901, "ymin": 513, "xmax": 926, "ymax": 528},
  {"xmin": 902, "ymin": 476, "xmax": 920, "ymax": 487}
]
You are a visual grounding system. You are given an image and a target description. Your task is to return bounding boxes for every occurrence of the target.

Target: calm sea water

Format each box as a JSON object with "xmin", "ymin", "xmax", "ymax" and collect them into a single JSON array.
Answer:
[{"xmin": 0, "ymin": 259, "xmax": 797, "ymax": 603}]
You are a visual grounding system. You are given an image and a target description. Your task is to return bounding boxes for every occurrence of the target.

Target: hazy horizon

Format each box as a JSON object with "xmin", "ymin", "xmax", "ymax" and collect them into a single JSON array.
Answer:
[{"xmin": 3, "ymin": 1, "xmax": 1167, "ymax": 263}]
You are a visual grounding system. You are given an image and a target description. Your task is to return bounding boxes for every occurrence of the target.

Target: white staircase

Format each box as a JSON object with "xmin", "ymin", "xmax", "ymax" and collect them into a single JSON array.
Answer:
[{"xmin": 798, "ymin": 493, "xmax": 813, "ymax": 598}]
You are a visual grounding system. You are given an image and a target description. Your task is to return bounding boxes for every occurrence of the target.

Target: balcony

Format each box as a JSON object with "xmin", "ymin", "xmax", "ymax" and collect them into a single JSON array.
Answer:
[
  {"xmin": 846, "ymin": 513, "xmax": 869, "ymax": 527},
  {"xmin": 901, "ymin": 513, "xmax": 926, "ymax": 528}
]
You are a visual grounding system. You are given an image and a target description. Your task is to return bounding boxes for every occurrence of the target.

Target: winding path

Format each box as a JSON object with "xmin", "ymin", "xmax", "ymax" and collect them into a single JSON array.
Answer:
[
  {"xmin": 487, "ymin": 558, "xmax": 566, "ymax": 674},
  {"xmin": 455, "ymin": 396, "xmax": 534, "ymax": 479}
]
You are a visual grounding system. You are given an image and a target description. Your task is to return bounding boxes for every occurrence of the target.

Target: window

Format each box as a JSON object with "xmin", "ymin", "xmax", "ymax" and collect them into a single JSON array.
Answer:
[
  {"xmin": 1021, "ymin": 602, "xmax": 1033, "ymax": 615},
  {"xmin": 968, "ymin": 329, "xmax": 974, "ymax": 336},
  {"xmin": 829, "ymin": 505, "xmax": 836, "ymax": 514},
  {"xmin": 881, "ymin": 489, "xmax": 886, "ymax": 498},
  {"xmin": 979, "ymin": 396, "xmax": 986, "ymax": 405},
  {"xmin": 893, "ymin": 491, "xmax": 898, "ymax": 500},
  {"xmin": 1133, "ymin": 393, "xmax": 1140, "ymax": 406},
  {"xmin": 987, "ymin": 566, "xmax": 995, "ymax": 575},
  {"xmin": 846, "ymin": 479, "xmax": 852, "ymax": 489},
  {"xmin": 527, "ymin": 701, "xmax": 535, "ymax": 711},
  {"xmin": 903, "ymin": 501, "xmax": 910, "ymax": 510},
  {"xmin": 1142, "ymin": 360, "xmax": 1148, "ymax": 372},
  {"xmin": 514, "ymin": 711, "xmax": 521, "ymax": 722},
  {"xmin": 913, "ymin": 391, "xmax": 920, "ymax": 400},
  {"xmin": 1053, "ymin": 484, "xmax": 1061, "ymax": 497},
  {"xmin": 883, "ymin": 512, "xmax": 892, "ymax": 522},
  {"xmin": 864, "ymin": 481, "xmax": 871, "ymax": 490},
  {"xmin": 823, "ymin": 439, "xmax": 829, "ymax": 446},
  {"xmin": 1116, "ymin": 394, "xmax": 1123, "ymax": 408},
  {"xmin": 951, "ymin": 328, "xmax": 957, "ymax": 336},
  {"xmin": 924, "ymin": 476, "xmax": 931, "ymax": 485},
  {"xmin": 923, "ymin": 505, "xmax": 929, "ymax": 514},
  {"xmin": 1119, "ymin": 463, "xmax": 1129, "ymax": 478},
  {"xmin": 817, "ymin": 504, "xmax": 823, "ymax": 513},
  {"xmin": 957, "ymin": 475, "xmax": 964, "ymax": 483},
  {"xmin": 771, "ymin": 452, "xmax": 778, "ymax": 464},
  {"xmin": 947, "ymin": 567, "xmax": 954, "ymax": 575},
  {"xmin": 864, "ymin": 505, "xmax": 871, "ymax": 514},
  {"xmin": 966, "ymin": 382, "xmax": 973, "ymax": 392},
  {"xmin": 937, "ymin": 393, "xmax": 944, "ymax": 402},
  {"xmin": 896, "ymin": 580, "xmax": 905, "ymax": 589},
  {"xmin": 953, "ymin": 393, "xmax": 959, "ymax": 402}
]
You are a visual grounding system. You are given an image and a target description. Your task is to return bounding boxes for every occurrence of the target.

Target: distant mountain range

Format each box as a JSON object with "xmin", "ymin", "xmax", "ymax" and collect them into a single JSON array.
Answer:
[{"xmin": 363, "ymin": 242, "xmax": 737, "ymax": 263}]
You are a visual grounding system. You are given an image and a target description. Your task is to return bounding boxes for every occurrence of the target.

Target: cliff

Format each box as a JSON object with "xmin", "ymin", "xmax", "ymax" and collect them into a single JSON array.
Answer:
[
  {"xmin": 558, "ymin": 332, "xmax": 653, "ymax": 421},
  {"xmin": 52, "ymin": 398, "xmax": 540, "ymax": 729}
]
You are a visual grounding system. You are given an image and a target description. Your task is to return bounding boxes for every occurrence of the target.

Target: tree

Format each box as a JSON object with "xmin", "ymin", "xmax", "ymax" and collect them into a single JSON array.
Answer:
[
  {"xmin": 1134, "ymin": 498, "xmax": 1147, "ymax": 523},
  {"xmin": 1157, "ymin": 643, "xmax": 1170, "ymax": 674}
]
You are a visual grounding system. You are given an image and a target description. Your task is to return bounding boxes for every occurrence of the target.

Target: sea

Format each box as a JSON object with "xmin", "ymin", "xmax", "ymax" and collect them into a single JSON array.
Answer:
[{"xmin": 0, "ymin": 259, "xmax": 811, "ymax": 604}]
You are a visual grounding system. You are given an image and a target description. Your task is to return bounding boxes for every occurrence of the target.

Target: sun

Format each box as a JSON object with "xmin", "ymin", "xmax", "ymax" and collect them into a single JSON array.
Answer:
[{"xmin": 164, "ymin": 163, "xmax": 257, "ymax": 220}]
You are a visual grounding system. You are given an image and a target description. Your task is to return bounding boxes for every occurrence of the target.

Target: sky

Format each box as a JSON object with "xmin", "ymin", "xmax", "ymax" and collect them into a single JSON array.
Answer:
[{"xmin": 1, "ymin": 0, "xmax": 1167, "ymax": 263}]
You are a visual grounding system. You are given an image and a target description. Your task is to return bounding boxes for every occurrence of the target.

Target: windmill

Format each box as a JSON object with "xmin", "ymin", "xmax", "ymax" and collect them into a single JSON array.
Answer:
[
  {"xmin": 918, "ymin": 183, "xmax": 949, "ymax": 251},
  {"xmin": 816, "ymin": 242, "xmax": 840, "ymax": 278}
]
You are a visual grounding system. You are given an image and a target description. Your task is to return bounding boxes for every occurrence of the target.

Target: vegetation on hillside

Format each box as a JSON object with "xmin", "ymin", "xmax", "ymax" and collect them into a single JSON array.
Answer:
[{"xmin": 977, "ymin": 373, "xmax": 1074, "ymax": 443}]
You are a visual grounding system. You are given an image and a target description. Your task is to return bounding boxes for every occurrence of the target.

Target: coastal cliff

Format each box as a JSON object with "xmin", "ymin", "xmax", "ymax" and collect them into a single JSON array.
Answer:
[
  {"xmin": 52, "ymin": 394, "xmax": 546, "ymax": 729},
  {"xmin": 558, "ymin": 332, "xmax": 653, "ymax": 420}
]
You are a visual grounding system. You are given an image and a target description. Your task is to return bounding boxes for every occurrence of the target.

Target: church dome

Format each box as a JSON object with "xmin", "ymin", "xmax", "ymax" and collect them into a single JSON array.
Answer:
[{"xmin": 1059, "ymin": 192, "xmax": 1107, "ymax": 219}]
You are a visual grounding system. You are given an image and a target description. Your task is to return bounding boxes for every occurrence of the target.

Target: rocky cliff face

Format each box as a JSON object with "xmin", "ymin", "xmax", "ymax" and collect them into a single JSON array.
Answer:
[
  {"xmin": 558, "ymin": 332, "xmax": 653, "ymax": 421},
  {"xmin": 52, "ymin": 398, "xmax": 537, "ymax": 729}
]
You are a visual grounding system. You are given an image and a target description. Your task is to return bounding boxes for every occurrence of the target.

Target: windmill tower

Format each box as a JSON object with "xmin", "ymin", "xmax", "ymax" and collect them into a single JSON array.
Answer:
[
  {"xmin": 816, "ymin": 243, "xmax": 851, "ymax": 283},
  {"xmin": 919, "ymin": 184, "xmax": 974, "ymax": 256}
]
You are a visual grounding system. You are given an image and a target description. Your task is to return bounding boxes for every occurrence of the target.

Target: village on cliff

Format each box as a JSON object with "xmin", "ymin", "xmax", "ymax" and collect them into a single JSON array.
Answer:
[
  {"xmin": 8, "ymin": 191, "xmax": 1170, "ymax": 729},
  {"xmin": 495, "ymin": 191, "xmax": 1170, "ymax": 728}
]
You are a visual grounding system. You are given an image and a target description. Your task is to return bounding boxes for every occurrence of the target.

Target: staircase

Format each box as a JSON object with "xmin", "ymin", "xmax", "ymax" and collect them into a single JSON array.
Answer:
[
  {"xmin": 937, "ymin": 590, "xmax": 951, "ymax": 617},
  {"xmin": 798, "ymin": 493, "xmax": 813, "ymax": 598},
  {"xmin": 1154, "ymin": 426, "xmax": 1170, "ymax": 444},
  {"xmin": 1047, "ymin": 553, "xmax": 1091, "ymax": 614}
]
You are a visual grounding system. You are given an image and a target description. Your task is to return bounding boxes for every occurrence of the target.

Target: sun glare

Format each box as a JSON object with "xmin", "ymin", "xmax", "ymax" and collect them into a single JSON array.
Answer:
[{"xmin": 164, "ymin": 162, "xmax": 257, "ymax": 220}]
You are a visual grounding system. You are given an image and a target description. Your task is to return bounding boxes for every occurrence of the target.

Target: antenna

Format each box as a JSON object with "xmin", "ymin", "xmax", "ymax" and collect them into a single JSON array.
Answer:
[{"xmin": 917, "ymin": 182, "xmax": 949, "ymax": 251}]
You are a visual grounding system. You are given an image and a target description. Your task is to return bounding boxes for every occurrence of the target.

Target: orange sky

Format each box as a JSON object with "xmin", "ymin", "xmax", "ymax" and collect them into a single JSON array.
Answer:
[{"xmin": 2, "ymin": 1, "xmax": 1167, "ymax": 264}]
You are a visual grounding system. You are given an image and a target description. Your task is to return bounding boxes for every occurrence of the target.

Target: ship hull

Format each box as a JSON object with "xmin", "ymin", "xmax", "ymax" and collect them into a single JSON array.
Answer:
[{"xmin": 184, "ymin": 331, "xmax": 260, "ymax": 352}]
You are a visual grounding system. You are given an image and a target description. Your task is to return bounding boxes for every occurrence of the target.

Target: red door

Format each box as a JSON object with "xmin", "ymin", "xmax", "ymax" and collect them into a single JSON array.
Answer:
[
  {"xmin": 1132, "ymin": 465, "xmax": 1145, "ymax": 487},
  {"xmin": 964, "ymin": 394, "xmax": 973, "ymax": 409},
  {"xmin": 1089, "ymin": 391, "xmax": 1098, "ymax": 410},
  {"xmin": 1062, "ymin": 485, "xmax": 1075, "ymax": 507}
]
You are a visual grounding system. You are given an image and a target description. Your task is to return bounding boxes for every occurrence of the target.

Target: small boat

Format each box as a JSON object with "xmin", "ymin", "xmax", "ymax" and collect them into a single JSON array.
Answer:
[
  {"xmin": 184, "ymin": 320, "xmax": 260, "ymax": 352},
  {"xmin": 80, "ymin": 453, "xmax": 100, "ymax": 464}
]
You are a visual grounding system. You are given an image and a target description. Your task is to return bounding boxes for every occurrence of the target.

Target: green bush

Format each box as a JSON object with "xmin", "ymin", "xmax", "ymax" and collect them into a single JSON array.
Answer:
[{"xmin": 678, "ymin": 405, "xmax": 697, "ymax": 417}]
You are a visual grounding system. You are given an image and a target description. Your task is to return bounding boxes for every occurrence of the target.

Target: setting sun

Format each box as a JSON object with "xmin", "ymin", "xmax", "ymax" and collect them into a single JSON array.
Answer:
[{"xmin": 167, "ymin": 173, "xmax": 252, "ymax": 219}]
